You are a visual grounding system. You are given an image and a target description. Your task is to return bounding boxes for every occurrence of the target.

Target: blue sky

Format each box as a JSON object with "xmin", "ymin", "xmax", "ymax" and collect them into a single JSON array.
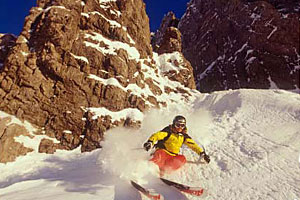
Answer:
[
  {"xmin": 0, "ymin": 0, "xmax": 189, "ymax": 35},
  {"xmin": 0, "ymin": 1, "xmax": 36, "ymax": 35},
  {"xmin": 144, "ymin": 0, "xmax": 190, "ymax": 31}
]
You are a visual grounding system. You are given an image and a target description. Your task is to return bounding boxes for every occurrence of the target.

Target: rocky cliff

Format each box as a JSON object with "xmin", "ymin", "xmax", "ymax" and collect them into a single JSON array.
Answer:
[
  {"xmin": 179, "ymin": 0, "xmax": 300, "ymax": 92},
  {"xmin": 0, "ymin": 0, "xmax": 196, "ymax": 162}
]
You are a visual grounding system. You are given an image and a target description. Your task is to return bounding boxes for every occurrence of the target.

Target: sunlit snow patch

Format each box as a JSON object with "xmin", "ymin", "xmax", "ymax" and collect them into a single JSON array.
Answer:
[
  {"xmin": 0, "ymin": 111, "xmax": 59, "ymax": 152},
  {"xmin": 85, "ymin": 107, "xmax": 144, "ymax": 122}
]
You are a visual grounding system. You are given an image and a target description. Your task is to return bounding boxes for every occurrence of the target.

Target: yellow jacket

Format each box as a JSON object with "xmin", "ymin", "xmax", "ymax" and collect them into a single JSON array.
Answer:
[{"xmin": 147, "ymin": 125, "xmax": 204, "ymax": 156}]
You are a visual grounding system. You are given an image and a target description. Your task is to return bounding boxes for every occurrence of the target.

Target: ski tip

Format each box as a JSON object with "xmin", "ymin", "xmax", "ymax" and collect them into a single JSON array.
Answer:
[
  {"xmin": 154, "ymin": 194, "xmax": 164, "ymax": 200},
  {"xmin": 145, "ymin": 193, "xmax": 163, "ymax": 200}
]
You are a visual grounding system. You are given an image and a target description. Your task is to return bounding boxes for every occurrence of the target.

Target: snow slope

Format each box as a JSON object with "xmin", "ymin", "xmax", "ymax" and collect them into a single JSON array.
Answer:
[{"xmin": 0, "ymin": 89, "xmax": 299, "ymax": 200}]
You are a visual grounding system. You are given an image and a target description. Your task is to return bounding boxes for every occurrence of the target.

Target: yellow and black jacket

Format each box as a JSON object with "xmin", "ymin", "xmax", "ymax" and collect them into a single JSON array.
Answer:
[{"xmin": 147, "ymin": 125, "xmax": 204, "ymax": 156}]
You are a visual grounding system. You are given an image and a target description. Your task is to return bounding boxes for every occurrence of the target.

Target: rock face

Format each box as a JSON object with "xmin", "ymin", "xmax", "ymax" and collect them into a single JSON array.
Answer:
[
  {"xmin": 152, "ymin": 12, "xmax": 196, "ymax": 89},
  {"xmin": 0, "ymin": 34, "xmax": 17, "ymax": 69},
  {"xmin": 179, "ymin": 0, "xmax": 300, "ymax": 92},
  {"xmin": 0, "ymin": 0, "xmax": 196, "ymax": 162}
]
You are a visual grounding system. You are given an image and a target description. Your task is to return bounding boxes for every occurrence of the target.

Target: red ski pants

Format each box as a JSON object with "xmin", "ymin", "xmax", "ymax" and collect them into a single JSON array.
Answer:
[{"xmin": 150, "ymin": 149, "xmax": 186, "ymax": 173}]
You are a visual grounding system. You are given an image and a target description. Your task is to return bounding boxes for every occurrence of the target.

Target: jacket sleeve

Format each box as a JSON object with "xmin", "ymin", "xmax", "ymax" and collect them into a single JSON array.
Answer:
[
  {"xmin": 184, "ymin": 137, "xmax": 204, "ymax": 155},
  {"xmin": 147, "ymin": 131, "xmax": 169, "ymax": 145}
]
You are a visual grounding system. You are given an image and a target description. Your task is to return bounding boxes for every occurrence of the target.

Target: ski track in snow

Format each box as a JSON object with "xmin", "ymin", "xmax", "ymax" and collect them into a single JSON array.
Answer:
[{"xmin": 0, "ymin": 89, "xmax": 300, "ymax": 200}]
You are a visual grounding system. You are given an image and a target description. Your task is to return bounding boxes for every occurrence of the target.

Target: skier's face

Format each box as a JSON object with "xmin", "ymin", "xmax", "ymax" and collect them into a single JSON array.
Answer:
[{"xmin": 174, "ymin": 122, "xmax": 185, "ymax": 132}]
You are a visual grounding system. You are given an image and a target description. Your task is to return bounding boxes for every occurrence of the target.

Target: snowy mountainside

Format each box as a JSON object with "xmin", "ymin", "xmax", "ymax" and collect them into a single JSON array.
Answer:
[{"xmin": 0, "ymin": 89, "xmax": 299, "ymax": 200}]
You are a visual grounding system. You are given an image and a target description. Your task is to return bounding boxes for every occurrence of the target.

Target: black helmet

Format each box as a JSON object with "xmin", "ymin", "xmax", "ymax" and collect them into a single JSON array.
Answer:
[{"xmin": 173, "ymin": 115, "xmax": 186, "ymax": 126}]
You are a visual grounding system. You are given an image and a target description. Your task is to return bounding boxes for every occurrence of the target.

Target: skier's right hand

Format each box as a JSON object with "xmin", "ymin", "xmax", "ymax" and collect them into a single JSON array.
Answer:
[{"xmin": 143, "ymin": 141, "xmax": 152, "ymax": 151}]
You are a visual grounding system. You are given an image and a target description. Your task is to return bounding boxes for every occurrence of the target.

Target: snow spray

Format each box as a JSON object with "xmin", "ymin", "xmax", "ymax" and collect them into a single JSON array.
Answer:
[{"xmin": 97, "ymin": 127, "xmax": 159, "ymax": 182}]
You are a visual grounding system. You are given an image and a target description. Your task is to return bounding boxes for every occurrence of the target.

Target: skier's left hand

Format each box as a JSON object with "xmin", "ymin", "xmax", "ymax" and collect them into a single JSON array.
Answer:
[
  {"xmin": 203, "ymin": 154, "xmax": 210, "ymax": 163},
  {"xmin": 200, "ymin": 152, "xmax": 210, "ymax": 163}
]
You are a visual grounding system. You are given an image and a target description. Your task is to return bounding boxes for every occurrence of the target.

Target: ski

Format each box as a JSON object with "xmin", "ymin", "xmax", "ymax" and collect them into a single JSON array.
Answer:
[
  {"xmin": 160, "ymin": 178, "xmax": 205, "ymax": 196},
  {"xmin": 131, "ymin": 180, "xmax": 163, "ymax": 200}
]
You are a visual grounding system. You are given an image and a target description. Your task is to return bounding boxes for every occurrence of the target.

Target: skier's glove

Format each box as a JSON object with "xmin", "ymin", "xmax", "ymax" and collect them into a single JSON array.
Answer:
[
  {"xmin": 200, "ymin": 152, "xmax": 210, "ymax": 163},
  {"xmin": 143, "ymin": 141, "xmax": 152, "ymax": 151}
]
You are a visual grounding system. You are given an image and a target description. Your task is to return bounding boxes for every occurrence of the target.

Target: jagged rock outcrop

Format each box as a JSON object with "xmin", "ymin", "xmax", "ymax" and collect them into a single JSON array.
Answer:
[
  {"xmin": 179, "ymin": 0, "xmax": 300, "ymax": 92},
  {"xmin": 0, "ymin": 34, "xmax": 17, "ymax": 69},
  {"xmin": 0, "ymin": 0, "xmax": 196, "ymax": 162},
  {"xmin": 152, "ymin": 12, "xmax": 196, "ymax": 89},
  {"xmin": 151, "ymin": 12, "xmax": 180, "ymax": 53}
]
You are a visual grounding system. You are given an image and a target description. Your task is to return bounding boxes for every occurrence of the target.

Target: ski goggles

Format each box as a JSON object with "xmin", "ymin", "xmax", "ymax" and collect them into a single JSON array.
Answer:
[{"xmin": 175, "ymin": 122, "xmax": 185, "ymax": 128}]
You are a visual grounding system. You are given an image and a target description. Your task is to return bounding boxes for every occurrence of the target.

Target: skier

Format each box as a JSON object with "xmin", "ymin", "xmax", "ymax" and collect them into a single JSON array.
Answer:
[{"xmin": 143, "ymin": 115, "xmax": 210, "ymax": 175}]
